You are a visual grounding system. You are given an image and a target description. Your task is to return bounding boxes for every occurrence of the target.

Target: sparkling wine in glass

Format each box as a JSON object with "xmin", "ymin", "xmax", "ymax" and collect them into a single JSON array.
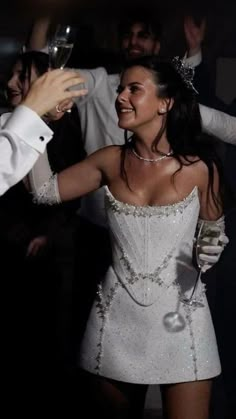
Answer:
[
  {"xmin": 163, "ymin": 220, "xmax": 221, "ymax": 333},
  {"xmin": 49, "ymin": 25, "xmax": 76, "ymax": 69},
  {"xmin": 180, "ymin": 221, "xmax": 222, "ymax": 307}
]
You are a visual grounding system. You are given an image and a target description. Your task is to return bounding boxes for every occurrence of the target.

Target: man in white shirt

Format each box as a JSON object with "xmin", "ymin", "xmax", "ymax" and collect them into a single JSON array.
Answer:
[{"xmin": 0, "ymin": 67, "xmax": 86, "ymax": 195}]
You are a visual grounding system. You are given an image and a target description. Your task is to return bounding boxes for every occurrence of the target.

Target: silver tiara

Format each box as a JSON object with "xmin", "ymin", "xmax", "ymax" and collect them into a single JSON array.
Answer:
[{"xmin": 172, "ymin": 56, "xmax": 198, "ymax": 94}]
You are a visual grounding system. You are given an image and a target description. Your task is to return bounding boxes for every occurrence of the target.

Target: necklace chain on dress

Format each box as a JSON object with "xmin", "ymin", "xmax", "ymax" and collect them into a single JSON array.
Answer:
[{"xmin": 131, "ymin": 148, "xmax": 173, "ymax": 163}]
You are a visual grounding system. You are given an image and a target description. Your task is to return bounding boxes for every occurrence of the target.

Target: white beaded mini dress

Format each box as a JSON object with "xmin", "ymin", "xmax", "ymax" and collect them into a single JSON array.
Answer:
[{"xmin": 78, "ymin": 186, "xmax": 221, "ymax": 384}]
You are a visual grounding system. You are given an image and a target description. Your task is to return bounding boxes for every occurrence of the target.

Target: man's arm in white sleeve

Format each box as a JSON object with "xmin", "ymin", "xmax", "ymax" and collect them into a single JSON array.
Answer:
[
  {"xmin": 0, "ymin": 67, "xmax": 87, "ymax": 195},
  {"xmin": 0, "ymin": 105, "xmax": 53, "ymax": 195},
  {"xmin": 200, "ymin": 104, "xmax": 236, "ymax": 145},
  {"xmin": 183, "ymin": 50, "xmax": 202, "ymax": 68}
]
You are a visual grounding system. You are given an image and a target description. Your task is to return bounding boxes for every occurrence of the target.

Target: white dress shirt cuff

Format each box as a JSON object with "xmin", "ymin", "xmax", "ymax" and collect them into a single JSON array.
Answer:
[{"xmin": 3, "ymin": 105, "xmax": 53, "ymax": 153}]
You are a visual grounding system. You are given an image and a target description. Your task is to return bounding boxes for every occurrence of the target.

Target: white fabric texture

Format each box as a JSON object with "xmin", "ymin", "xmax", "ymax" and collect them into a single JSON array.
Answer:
[
  {"xmin": 0, "ymin": 106, "xmax": 53, "ymax": 195},
  {"xmin": 183, "ymin": 50, "xmax": 202, "ymax": 67},
  {"xmin": 78, "ymin": 186, "xmax": 221, "ymax": 384},
  {"xmin": 28, "ymin": 148, "xmax": 61, "ymax": 205},
  {"xmin": 200, "ymin": 104, "xmax": 236, "ymax": 145},
  {"xmin": 31, "ymin": 172, "xmax": 61, "ymax": 205}
]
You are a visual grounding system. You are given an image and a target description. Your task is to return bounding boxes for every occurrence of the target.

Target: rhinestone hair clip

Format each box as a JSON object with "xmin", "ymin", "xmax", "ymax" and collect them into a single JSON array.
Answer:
[{"xmin": 172, "ymin": 56, "xmax": 198, "ymax": 94}]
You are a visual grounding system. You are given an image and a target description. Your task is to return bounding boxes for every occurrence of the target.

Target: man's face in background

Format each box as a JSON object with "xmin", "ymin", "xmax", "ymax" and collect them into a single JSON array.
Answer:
[{"xmin": 121, "ymin": 22, "xmax": 160, "ymax": 61}]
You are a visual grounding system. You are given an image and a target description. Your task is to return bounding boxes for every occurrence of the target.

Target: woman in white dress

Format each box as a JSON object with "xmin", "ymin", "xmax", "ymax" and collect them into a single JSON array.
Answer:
[{"xmin": 30, "ymin": 56, "xmax": 227, "ymax": 419}]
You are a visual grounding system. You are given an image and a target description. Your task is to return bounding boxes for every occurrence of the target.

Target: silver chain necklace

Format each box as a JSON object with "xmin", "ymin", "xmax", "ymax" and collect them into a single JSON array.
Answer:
[{"xmin": 131, "ymin": 147, "xmax": 173, "ymax": 163}]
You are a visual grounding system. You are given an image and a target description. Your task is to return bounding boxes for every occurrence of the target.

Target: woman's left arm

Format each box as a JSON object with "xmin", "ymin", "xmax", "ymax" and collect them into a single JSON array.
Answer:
[{"xmin": 197, "ymin": 163, "xmax": 228, "ymax": 271}]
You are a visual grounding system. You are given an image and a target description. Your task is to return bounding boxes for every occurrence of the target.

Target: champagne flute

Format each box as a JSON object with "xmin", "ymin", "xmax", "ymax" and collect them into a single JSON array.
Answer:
[
  {"xmin": 48, "ymin": 25, "xmax": 76, "ymax": 113},
  {"xmin": 180, "ymin": 221, "xmax": 222, "ymax": 307},
  {"xmin": 163, "ymin": 221, "xmax": 222, "ymax": 333},
  {"xmin": 48, "ymin": 24, "xmax": 76, "ymax": 70}
]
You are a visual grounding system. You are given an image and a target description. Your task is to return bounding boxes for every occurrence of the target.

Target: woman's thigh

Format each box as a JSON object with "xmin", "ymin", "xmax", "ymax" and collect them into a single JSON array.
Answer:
[
  {"xmin": 161, "ymin": 379, "xmax": 212, "ymax": 419},
  {"xmin": 79, "ymin": 370, "xmax": 148, "ymax": 419}
]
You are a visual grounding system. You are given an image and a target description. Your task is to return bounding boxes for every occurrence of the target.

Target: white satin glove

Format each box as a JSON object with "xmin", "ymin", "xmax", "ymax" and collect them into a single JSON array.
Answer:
[{"xmin": 197, "ymin": 217, "xmax": 229, "ymax": 272}]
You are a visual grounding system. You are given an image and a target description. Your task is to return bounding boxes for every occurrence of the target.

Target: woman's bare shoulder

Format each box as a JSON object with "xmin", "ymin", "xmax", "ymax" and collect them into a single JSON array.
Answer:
[
  {"xmin": 85, "ymin": 145, "xmax": 122, "ymax": 178},
  {"xmin": 85, "ymin": 145, "xmax": 121, "ymax": 164},
  {"xmin": 179, "ymin": 156, "xmax": 215, "ymax": 191},
  {"xmin": 181, "ymin": 156, "xmax": 209, "ymax": 175}
]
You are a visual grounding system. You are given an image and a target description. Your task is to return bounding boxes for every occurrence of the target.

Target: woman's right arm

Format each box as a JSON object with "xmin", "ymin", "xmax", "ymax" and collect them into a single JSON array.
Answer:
[{"xmin": 29, "ymin": 146, "xmax": 113, "ymax": 205}]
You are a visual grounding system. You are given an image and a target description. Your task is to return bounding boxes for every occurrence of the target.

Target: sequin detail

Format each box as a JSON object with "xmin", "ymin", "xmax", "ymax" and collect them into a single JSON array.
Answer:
[
  {"xmin": 120, "ymin": 249, "xmax": 174, "ymax": 285},
  {"xmin": 79, "ymin": 180, "xmax": 221, "ymax": 384},
  {"xmin": 184, "ymin": 306, "xmax": 198, "ymax": 380},
  {"xmin": 32, "ymin": 173, "xmax": 61, "ymax": 205},
  {"xmin": 105, "ymin": 186, "xmax": 198, "ymax": 217},
  {"xmin": 95, "ymin": 282, "xmax": 119, "ymax": 373}
]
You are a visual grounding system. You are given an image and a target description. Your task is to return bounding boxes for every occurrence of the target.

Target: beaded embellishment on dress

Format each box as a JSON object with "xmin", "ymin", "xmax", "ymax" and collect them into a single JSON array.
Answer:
[
  {"xmin": 105, "ymin": 186, "xmax": 198, "ymax": 217},
  {"xmin": 78, "ymin": 184, "xmax": 221, "ymax": 384},
  {"xmin": 32, "ymin": 173, "xmax": 61, "ymax": 205}
]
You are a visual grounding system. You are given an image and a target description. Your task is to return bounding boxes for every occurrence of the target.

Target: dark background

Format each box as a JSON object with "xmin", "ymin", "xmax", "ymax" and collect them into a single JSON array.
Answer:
[{"xmin": 0, "ymin": 0, "xmax": 236, "ymax": 99}]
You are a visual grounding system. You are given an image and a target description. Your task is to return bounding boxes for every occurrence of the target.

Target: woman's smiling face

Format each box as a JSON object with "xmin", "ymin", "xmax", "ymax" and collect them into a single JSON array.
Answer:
[
  {"xmin": 115, "ymin": 65, "xmax": 163, "ymax": 133},
  {"xmin": 7, "ymin": 60, "xmax": 38, "ymax": 107}
]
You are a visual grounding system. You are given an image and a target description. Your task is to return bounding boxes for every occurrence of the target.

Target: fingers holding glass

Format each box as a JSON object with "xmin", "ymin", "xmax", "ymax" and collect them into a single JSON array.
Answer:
[{"xmin": 22, "ymin": 70, "xmax": 87, "ymax": 117}]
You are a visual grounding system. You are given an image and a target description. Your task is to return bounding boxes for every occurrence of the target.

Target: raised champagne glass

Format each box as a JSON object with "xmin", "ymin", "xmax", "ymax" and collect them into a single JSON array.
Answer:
[
  {"xmin": 163, "ymin": 221, "xmax": 222, "ymax": 333},
  {"xmin": 48, "ymin": 25, "xmax": 76, "ymax": 69}
]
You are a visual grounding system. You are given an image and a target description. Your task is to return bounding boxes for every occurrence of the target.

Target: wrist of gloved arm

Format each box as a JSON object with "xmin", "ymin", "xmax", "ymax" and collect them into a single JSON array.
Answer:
[{"xmin": 195, "ymin": 216, "xmax": 229, "ymax": 272}]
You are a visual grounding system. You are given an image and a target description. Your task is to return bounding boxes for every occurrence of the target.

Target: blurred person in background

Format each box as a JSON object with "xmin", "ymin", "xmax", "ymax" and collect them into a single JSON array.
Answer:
[{"xmin": 0, "ymin": 51, "xmax": 87, "ymax": 399}]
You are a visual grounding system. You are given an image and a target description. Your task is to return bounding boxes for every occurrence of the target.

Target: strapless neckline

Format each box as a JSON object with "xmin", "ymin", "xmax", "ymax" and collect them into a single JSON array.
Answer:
[{"xmin": 105, "ymin": 185, "xmax": 198, "ymax": 210}]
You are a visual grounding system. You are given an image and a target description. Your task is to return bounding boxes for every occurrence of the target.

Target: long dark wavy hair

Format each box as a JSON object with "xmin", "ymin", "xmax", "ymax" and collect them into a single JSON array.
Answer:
[
  {"xmin": 120, "ymin": 55, "xmax": 226, "ymax": 212},
  {"xmin": 7, "ymin": 51, "xmax": 49, "ymax": 100}
]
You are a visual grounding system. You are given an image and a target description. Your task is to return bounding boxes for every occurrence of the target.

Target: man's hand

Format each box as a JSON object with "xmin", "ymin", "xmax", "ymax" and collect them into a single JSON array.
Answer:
[
  {"xmin": 184, "ymin": 16, "xmax": 206, "ymax": 57},
  {"xmin": 22, "ymin": 69, "xmax": 87, "ymax": 117},
  {"xmin": 44, "ymin": 99, "xmax": 74, "ymax": 121}
]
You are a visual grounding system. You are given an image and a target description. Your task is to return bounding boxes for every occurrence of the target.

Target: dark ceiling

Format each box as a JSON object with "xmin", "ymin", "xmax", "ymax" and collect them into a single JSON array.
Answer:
[
  {"xmin": 0, "ymin": 0, "xmax": 235, "ymax": 98},
  {"xmin": 0, "ymin": 0, "xmax": 235, "ymax": 62},
  {"xmin": 4, "ymin": 0, "xmax": 236, "ymax": 21}
]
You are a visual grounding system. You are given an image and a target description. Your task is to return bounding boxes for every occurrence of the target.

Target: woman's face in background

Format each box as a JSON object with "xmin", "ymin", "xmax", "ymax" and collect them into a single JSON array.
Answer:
[{"xmin": 7, "ymin": 60, "xmax": 38, "ymax": 107}]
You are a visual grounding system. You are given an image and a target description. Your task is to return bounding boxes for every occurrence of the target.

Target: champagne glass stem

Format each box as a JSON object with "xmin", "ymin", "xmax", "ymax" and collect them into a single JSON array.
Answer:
[
  {"xmin": 186, "ymin": 268, "xmax": 202, "ymax": 303},
  {"xmin": 180, "ymin": 222, "xmax": 204, "ymax": 305}
]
